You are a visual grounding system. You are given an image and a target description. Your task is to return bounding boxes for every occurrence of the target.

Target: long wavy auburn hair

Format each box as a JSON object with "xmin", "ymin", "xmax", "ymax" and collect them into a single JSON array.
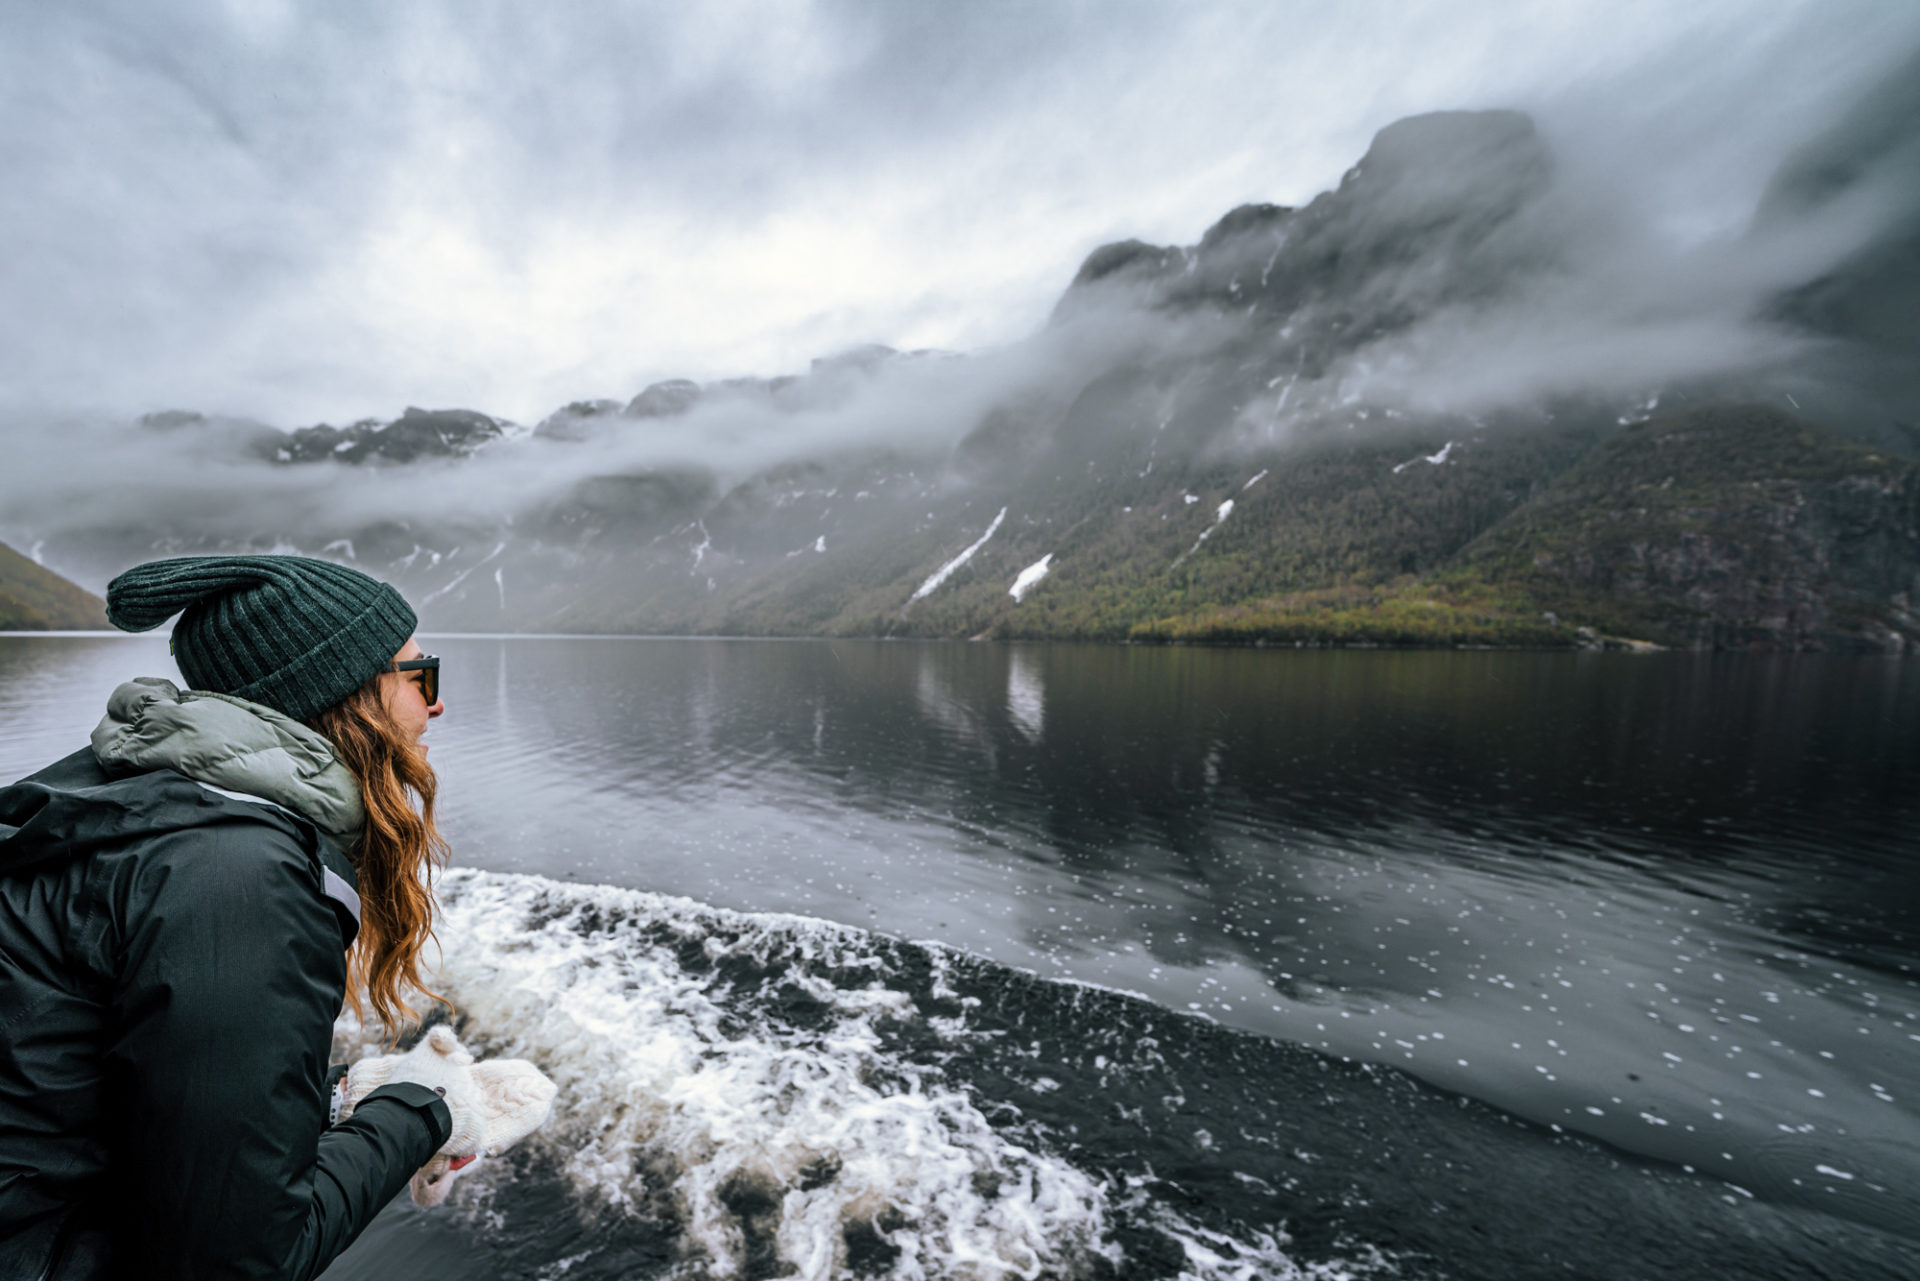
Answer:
[{"xmin": 307, "ymin": 677, "xmax": 450, "ymax": 1031}]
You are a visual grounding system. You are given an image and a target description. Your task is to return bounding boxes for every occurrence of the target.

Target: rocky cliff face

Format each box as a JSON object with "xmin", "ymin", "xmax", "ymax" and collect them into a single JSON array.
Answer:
[
  {"xmin": 1751, "ymin": 46, "xmax": 1920, "ymax": 456},
  {"xmin": 1057, "ymin": 110, "xmax": 1552, "ymax": 335},
  {"xmin": 268, "ymin": 406, "xmax": 518, "ymax": 464}
]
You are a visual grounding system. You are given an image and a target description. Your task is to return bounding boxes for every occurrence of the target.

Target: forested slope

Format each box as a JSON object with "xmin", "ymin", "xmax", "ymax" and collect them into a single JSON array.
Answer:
[
  {"xmin": 0, "ymin": 542, "xmax": 107, "ymax": 630},
  {"xmin": 1127, "ymin": 406, "xmax": 1919, "ymax": 650}
]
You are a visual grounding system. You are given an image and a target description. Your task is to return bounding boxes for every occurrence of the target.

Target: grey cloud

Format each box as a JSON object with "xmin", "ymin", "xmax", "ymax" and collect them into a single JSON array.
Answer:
[
  {"xmin": 2, "ymin": 0, "xmax": 1917, "ymax": 432},
  {"xmin": 0, "ymin": 308, "xmax": 1181, "ymax": 580}
]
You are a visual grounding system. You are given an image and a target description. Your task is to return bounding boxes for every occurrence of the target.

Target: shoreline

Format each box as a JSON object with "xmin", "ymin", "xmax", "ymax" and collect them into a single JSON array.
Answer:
[{"xmin": 8, "ymin": 629, "xmax": 1908, "ymax": 655}]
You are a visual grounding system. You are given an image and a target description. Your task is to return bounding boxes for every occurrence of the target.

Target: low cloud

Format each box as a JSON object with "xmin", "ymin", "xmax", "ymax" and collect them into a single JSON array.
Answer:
[
  {"xmin": 6, "ymin": 1, "xmax": 1914, "ymax": 424},
  {"xmin": 0, "ymin": 304, "xmax": 1196, "ymax": 577},
  {"xmin": 1230, "ymin": 30, "xmax": 1920, "ymax": 427}
]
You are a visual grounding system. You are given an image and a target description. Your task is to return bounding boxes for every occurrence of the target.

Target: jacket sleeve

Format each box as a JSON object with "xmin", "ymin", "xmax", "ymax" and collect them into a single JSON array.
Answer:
[{"xmin": 104, "ymin": 820, "xmax": 452, "ymax": 1280}]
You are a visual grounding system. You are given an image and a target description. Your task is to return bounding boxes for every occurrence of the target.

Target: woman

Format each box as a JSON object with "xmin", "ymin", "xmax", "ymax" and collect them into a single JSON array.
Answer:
[{"xmin": 0, "ymin": 555, "xmax": 482, "ymax": 1278}]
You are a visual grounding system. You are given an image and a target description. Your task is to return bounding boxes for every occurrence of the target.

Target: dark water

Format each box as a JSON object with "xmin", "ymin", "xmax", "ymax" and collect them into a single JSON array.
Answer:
[{"xmin": 2, "ymin": 636, "xmax": 1917, "ymax": 1278}]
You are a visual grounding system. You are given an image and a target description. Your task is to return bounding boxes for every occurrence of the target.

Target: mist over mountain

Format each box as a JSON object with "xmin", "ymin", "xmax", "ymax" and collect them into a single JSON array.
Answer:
[{"xmin": 4, "ymin": 76, "xmax": 1917, "ymax": 649}]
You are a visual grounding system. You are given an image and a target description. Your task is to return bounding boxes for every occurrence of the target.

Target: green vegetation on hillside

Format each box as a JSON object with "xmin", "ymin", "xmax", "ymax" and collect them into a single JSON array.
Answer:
[
  {"xmin": 1446, "ymin": 404, "xmax": 1919, "ymax": 649},
  {"xmin": 517, "ymin": 402, "xmax": 1914, "ymax": 651},
  {"xmin": 1127, "ymin": 580, "xmax": 1567, "ymax": 647},
  {"xmin": 968, "ymin": 403, "xmax": 1915, "ymax": 651},
  {"xmin": 0, "ymin": 542, "xmax": 108, "ymax": 630},
  {"xmin": 974, "ymin": 424, "xmax": 1596, "ymax": 642}
]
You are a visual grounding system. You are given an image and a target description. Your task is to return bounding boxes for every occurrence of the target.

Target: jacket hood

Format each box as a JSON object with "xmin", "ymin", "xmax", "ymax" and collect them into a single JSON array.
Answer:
[{"xmin": 89, "ymin": 677, "xmax": 366, "ymax": 839}]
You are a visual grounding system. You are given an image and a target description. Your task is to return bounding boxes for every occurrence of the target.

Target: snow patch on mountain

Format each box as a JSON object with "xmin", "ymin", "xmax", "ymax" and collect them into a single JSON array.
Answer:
[
  {"xmin": 911, "ymin": 507, "xmax": 1007, "ymax": 602},
  {"xmin": 420, "ymin": 541, "xmax": 508, "ymax": 605},
  {"xmin": 1393, "ymin": 442, "xmax": 1456, "ymax": 474},
  {"xmin": 1173, "ymin": 500, "xmax": 1236, "ymax": 567},
  {"xmin": 1009, "ymin": 554, "xmax": 1054, "ymax": 603}
]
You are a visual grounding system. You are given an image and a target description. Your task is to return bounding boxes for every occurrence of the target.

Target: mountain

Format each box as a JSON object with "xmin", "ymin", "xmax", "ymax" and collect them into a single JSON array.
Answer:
[
  {"xmin": 10, "ymin": 87, "xmax": 1920, "ymax": 652},
  {"xmin": 1133, "ymin": 404, "xmax": 1919, "ymax": 649},
  {"xmin": 1750, "ymin": 47, "xmax": 1920, "ymax": 459},
  {"xmin": 0, "ymin": 542, "xmax": 107, "ymax": 630},
  {"xmin": 265, "ymin": 406, "xmax": 521, "ymax": 465}
]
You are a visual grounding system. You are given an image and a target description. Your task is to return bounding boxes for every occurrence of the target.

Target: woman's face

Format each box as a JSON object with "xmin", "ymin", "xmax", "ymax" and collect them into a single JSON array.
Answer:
[{"xmin": 381, "ymin": 636, "xmax": 445, "ymax": 750}]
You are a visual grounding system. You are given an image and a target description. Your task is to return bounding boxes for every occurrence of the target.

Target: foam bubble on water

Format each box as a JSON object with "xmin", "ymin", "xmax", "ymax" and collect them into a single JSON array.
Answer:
[{"xmin": 352, "ymin": 869, "xmax": 1118, "ymax": 1278}]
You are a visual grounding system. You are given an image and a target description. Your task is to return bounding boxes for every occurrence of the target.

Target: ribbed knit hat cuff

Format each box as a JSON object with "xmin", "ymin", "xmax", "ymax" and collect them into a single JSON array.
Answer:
[{"xmin": 220, "ymin": 585, "xmax": 417, "ymax": 721}]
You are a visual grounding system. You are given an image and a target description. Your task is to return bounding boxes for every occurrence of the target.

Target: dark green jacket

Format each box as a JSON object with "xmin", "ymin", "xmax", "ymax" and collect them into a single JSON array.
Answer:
[{"xmin": 0, "ymin": 680, "xmax": 451, "ymax": 1279}]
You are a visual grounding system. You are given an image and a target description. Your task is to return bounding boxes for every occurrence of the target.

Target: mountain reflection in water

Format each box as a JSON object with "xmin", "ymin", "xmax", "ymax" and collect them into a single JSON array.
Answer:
[{"xmin": 2, "ymin": 636, "xmax": 1915, "ymax": 1242}]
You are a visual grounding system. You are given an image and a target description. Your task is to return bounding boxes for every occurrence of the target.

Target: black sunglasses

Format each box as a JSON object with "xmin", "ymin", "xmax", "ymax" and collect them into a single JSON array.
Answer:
[{"xmin": 393, "ymin": 654, "xmax": 439, "ymax": 705}]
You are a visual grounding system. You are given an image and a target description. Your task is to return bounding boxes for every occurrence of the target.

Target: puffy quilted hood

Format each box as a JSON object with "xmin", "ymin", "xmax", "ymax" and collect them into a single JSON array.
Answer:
[
  {"xmin": 0, "ymin": 678, "xmax": 364, "ymax": 878},
  {"xmin": 89, "ymin": 677, "xmax": 365, "ymax": 837}
]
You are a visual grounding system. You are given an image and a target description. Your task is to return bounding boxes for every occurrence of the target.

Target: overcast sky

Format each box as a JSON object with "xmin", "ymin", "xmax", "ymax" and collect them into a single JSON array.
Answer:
[{"xmin": 2, "ymin": 0, "xmax": 1916, "ymax": 427}]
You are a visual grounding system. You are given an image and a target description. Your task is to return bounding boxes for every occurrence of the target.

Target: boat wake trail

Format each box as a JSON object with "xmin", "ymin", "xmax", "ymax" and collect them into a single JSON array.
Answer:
[{"xmin": 331, "ymin": 870, "xmax": 1919, "ymax": 1281}]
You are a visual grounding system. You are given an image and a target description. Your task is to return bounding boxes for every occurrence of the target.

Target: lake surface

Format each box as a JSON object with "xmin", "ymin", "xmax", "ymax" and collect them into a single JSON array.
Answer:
[{"xmin": 3, "ymin": 635, "xmax": 1917, "ymax": 1278}]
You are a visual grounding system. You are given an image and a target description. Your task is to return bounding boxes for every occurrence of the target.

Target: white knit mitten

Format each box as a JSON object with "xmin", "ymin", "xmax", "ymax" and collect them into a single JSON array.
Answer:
[{"xmin": 339, "ymin": 1025, "xmax": 556, "ymax": 1206}]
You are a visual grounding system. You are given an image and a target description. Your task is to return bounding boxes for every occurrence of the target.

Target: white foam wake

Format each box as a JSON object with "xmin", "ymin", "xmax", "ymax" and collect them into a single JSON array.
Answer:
[
  {"xmin": 341, "ymin": 869, "xmax": 1113, "ymax": 1278},
  {"xmin": 335, "ymin": 869, "xmax": 1386, "ymax": 1280}
]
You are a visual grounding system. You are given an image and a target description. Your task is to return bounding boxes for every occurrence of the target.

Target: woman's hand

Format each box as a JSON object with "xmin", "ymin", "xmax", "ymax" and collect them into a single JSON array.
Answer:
[{"xmin": 340, "ymin": 1025, "xmax": 557, "ymax": 1206}]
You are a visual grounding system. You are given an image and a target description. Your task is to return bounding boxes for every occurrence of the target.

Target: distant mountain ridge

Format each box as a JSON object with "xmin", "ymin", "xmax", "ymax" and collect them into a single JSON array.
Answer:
[
  {"xmin": 11, "ymin": 87, "xmax": 1919, "ymax": 651},
  {"xmin": 0, "ymin": 542, "xmax": 106, "ymax": 630}
]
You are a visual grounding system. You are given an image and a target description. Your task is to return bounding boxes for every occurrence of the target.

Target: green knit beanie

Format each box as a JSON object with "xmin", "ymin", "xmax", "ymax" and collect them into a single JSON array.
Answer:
[{"xmin": 104, "ymin": 555, "xmax": 418, "ymax": 722}]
